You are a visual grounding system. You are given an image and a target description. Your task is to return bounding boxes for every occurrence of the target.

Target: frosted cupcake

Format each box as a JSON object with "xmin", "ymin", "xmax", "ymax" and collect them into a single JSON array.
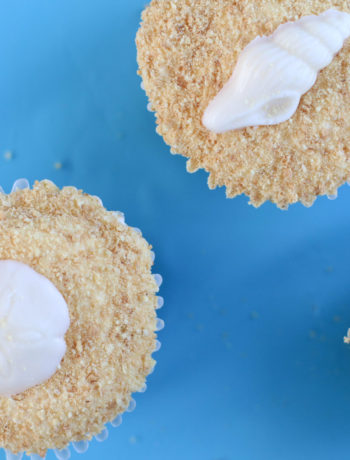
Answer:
[
  {"xmin": 0, "ymin": 179, "xmax": 164, "ymax": 459},
  {"xmin": 137, "ymin": 0, "xmax": 350, "ymax": 209}
]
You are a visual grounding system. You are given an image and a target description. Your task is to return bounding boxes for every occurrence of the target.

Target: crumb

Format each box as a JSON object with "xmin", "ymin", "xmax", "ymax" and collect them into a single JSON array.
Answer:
[
  {"xmin": 309, "ymin": 330, "xmax": 317, "ymax": 339},
  {"xmin": 137, "ymin": 0, "xmax": 350, "ymax": 208},
  {"xmin": 54, "ymin": 162, "xmax": 63, "ymax": 170},
  {"xmin": 4, "ymin": 151, "xmax": 13, "ymax": 161},
  {"xmin": 221, "ymin": 332, "xmax": 232, "ymax": 349},
  {"xmin": 249, "ymin": 311, "xmax": 259, "ymax": 320}
]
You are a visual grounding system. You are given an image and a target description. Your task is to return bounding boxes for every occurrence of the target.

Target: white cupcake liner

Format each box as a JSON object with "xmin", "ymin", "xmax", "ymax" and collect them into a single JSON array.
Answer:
[
  {"xmin": 2, "ymin": 179, "xmax": 164, "ymax": 460},
  {"xmin": 327, "ymin": 192, "xmax": 338, "ymax": 200},
  {"xmin": 140, "ymin": 79, "xmax": 156, "ymax": 118}
]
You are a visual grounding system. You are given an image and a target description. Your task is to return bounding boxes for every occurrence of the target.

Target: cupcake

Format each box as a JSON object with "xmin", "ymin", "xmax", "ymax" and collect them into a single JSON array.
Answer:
[
  {"xmin": 0, "ymin": 179, "xmax": 164, "ymax": 459},
  {"xmin": 136, "ymin": 0, "xmax": 350, "ymax": 209}
]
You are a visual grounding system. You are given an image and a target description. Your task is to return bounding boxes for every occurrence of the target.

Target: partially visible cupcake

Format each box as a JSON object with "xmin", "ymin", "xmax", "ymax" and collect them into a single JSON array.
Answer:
[
  {"xmin": 0, "ymin": 179, "xmax": 164, "ymax": 459},
  {"xmin": 137, "ymin": 0, "xmax": 350, "ymax": 209}
]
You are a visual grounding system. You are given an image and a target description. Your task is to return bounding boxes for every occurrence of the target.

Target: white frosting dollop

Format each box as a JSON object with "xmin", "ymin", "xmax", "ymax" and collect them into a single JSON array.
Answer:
[
  {"xmin": 0, "ymin": 260, "xmax": 70, "ymax": 396},
  {"xmin": 202, "ymin": 9, "xmax": 350, "ymax": 133}
]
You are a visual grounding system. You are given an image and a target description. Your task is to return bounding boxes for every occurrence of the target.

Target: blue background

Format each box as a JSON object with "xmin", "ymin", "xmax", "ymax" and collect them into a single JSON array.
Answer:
[{"xmin": 1, "ymin": 1, "xmax": 350, "ymax": 459}]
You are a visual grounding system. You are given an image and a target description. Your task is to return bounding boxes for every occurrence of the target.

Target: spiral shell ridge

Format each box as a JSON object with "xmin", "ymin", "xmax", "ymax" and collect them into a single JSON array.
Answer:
[{"xmin": 203, "ymin": 9, "xmax": 350, "ymax": 133}]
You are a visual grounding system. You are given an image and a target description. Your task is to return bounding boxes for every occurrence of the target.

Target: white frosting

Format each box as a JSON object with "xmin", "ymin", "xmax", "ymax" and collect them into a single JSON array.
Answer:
[
  {"xmin": 0, "ymin": 260, "xmax": 70, "ymax": 396},
  {"xmin": 202, "ymin": 9, "xmax": 350, "ymax": 133}
]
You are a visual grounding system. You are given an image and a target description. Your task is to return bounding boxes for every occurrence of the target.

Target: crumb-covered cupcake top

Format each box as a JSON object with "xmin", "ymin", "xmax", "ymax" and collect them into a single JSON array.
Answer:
[
  {"xmin": 137, "ymin": 0, "xmax": 350, "ymax": 208},
  {"xmin": 0, "ymin": 180, "xmax": 158, "ymax": 456}
]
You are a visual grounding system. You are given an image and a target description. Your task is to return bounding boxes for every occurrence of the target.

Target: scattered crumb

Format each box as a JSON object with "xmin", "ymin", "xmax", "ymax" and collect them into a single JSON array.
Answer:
[
  {"xmin": 221, "ymin": 332, "xmax": 232, "ymax": 349},
  {"xmin": 54, "ymin": 162, "xmax": 62, "ymax": 170},
  {"xmin": 4, "ymin": 150, "xmax": 13, "ymax": 161},
  {"xmin": 129, "ymin": 435, "xmax": 138, "ymax": 445},
  {"xmin": 309, "ymin": 330, "xmax": 317, "ymax": 339},
  {"xmin": 249, "ymin": 311, "xmax": 259, "ymax": 320},
  {"xmin": 333, "ymin": 315, "xmax": 341, "ymax": 323}
]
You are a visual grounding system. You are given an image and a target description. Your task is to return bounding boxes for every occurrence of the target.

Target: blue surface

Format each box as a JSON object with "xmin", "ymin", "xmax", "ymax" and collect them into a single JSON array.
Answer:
[{"xmin": 1, "ymin": 2, "xmax": 350, "ymax": 460}]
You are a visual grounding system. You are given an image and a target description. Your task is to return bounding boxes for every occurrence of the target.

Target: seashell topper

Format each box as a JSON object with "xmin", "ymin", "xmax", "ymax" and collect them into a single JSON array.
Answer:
[{"xmin": 202, "ymin": 9, "xmax": 350, "ymax": 133}]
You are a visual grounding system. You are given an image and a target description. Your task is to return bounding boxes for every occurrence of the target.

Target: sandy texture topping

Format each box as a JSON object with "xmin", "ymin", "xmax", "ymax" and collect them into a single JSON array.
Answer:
[
  {"xmin": 137, "ymin": 0, "xmax": 350, "ymax": 208},
  {"xmin": 0, "ymin": 180, "xmax": 158, "ymax": 456}
]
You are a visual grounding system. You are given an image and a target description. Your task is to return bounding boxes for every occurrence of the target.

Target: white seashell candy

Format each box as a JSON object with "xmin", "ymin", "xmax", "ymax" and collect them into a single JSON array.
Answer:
[{"xmin": 202, "ymin": 9, "xmax": 350, "ymax": 133}]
